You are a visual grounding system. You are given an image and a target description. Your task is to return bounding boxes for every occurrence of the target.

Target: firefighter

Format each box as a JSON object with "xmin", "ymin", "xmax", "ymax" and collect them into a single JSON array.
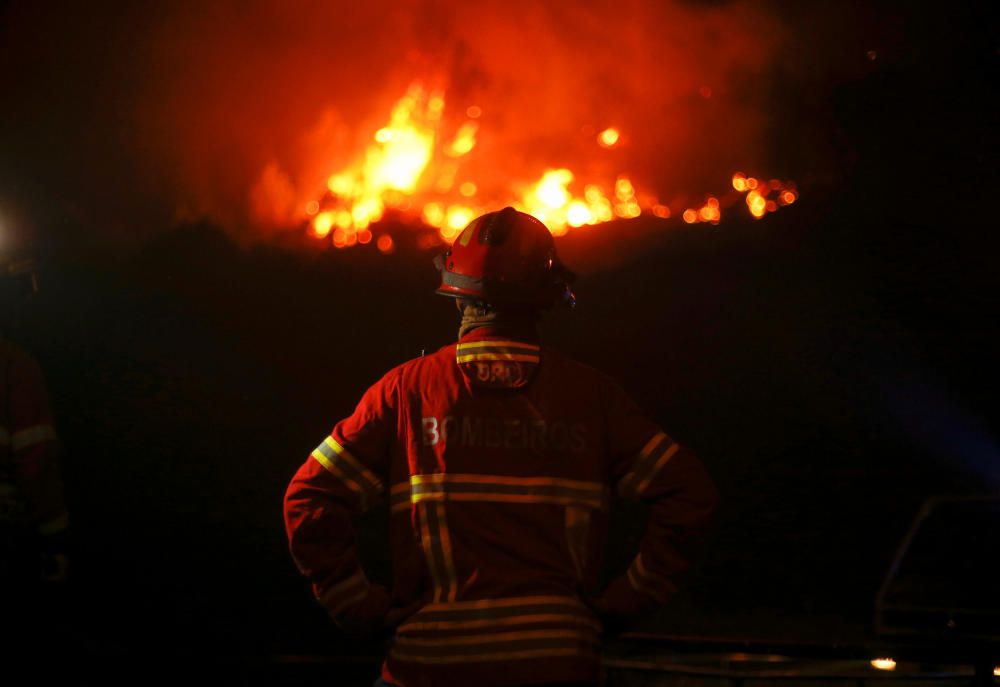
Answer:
[
  {"xmin": 284, "ymin": 207, "xmax": 718, "ymax": 687},
  {"xmin": 1, "ymin": 255, "xmax": 69, "ymax": 620}
]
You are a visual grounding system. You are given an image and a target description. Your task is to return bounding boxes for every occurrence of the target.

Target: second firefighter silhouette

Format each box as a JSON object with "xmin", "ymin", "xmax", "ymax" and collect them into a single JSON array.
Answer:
[{"xmin": 284, "ymin": 207, "xmax": 718, "ymax": 687}]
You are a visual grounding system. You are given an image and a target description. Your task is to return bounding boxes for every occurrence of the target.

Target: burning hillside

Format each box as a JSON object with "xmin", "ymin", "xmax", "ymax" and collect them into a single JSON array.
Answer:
[{"xmin": 283, "ymin": 83, "xmax": 798, "ymax": 250}]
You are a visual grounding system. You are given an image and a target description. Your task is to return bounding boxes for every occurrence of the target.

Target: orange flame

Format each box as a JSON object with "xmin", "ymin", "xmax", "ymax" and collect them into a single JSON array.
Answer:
[{"xmin": 307, "ymin": 83, "xmax": 798, "ymax": 248}]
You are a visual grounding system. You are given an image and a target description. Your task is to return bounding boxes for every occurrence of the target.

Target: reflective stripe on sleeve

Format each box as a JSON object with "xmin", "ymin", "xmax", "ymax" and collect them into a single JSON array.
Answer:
[
  {"xmin": 625, "ymin": 553, "xmax": 674, "ymax": 603},
  {"xmin": 11, "ymin": 424, "xmax": 57, "ymax": 451},
  {"xmin": 38, "ymin": 512, "xmax": 69, "ymax": 536},
  {"xmin": 310, "ymin": 436, "xmax": 383, "ymax": 510},
  {"xmin": 616, "ymin": 432, "xmax": 679, "ymax": 499},
  {"xmin": 318, "ymin": 567, "xmax": 370, "ymax": 617}
]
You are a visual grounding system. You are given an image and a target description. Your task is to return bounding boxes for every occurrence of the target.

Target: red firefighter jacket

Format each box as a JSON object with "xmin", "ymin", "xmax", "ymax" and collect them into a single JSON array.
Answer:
[
  {"xmin": 0, "ymin": 339, "xmax": 68, "ymax": 539},
  {"xmin": 284, "ymin": 326, "xmax": 717, "ymax": 687}
]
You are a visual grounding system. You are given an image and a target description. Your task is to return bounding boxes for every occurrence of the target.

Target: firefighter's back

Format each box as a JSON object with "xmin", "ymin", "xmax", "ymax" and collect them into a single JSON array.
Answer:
[{"xmin": 384, "ymin": 332, "xmax": 628, "ymax": 686}]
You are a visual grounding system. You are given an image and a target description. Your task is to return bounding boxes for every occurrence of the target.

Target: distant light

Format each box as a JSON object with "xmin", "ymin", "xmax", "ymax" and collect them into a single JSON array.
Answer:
[
  {"xmin": 867, "ymin": 50, "xmax": 878, "ymax": 61},
  {"xmin": 459, "ymin": 182, "xmax": 477, "ymax": 197},
  {"xmin": 651, "ymin": 204, "xmax": 670, "ymax": 219},
  {"xmin": 870, "ymin": 658, "xmax": 896, "ymax": 671},
  {"xmin": 598, "ymin": 127, "xmax": 620, "ymax": 148},
  {"xmin": 376, "ymin": 235, "xmax": 394, "ymax": 253},
  {"xmin": 994, "ymin": 666, "xmax": 1000, "ymax": 677},
  {"xmin": 466, "ymin": 105, "xmax": 482, "ymax": 119},
  {"xmin": 357, "ymin": 229, "xmax": 372, "ymax": 245},
  {"xmin": 682, "ymin": 209, "xmax": 698, "ymax": 224},
  {"xmin": 374, "ymin": 128, "xmax": 393, "ymax": 143},
  {"xmin": 614, "ymin": 177, "xmax": 634, "ymax": 200},
  {"xmin": 566, "ymin": 202, "xmax": 592, "ymax": 227},
  {"xmin": 312, "ymin": 212, "xmax": 334, "ymax": 238},
  {"xmin": 305, "ymin": 200, "xmax": 320, "ymax": 216}
]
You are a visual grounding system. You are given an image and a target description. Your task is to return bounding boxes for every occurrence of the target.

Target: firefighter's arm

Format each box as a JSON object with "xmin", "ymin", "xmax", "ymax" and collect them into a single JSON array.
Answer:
[
  {"xmin": 599, "ymin": 383, "xmax": 718, "ymax": 616},
  {"xmin": 283, "ymin": 370, "xmax": 398, "ymax": 635},
  {"xmin": 9, "ymin": 354, "xmax": 69, "ymax": 582}
]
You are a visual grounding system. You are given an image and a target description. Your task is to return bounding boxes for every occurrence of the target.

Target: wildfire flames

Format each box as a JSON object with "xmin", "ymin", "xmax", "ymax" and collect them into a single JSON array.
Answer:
[{"xmin": 305, "ymin": 83, "xmax": 797, "ymax": 249}]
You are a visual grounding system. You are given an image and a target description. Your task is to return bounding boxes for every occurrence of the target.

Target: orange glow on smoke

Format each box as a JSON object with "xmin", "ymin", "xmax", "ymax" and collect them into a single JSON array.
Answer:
[{"xmin": 305, "ymin": 83, "xmax": 798, "ymax": 248}]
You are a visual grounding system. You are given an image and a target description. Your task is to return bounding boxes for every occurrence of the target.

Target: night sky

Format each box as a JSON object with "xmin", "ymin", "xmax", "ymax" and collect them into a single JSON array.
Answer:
[{"xmin": 1, "ymin": 0, "xmax": 997, "ymax": 678}]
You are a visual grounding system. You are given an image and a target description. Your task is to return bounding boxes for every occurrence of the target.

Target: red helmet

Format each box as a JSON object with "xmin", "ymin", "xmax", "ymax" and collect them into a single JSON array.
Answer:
[{"xmin": 434, "ymin": 207, "xmax": 575, "ymax": 308}]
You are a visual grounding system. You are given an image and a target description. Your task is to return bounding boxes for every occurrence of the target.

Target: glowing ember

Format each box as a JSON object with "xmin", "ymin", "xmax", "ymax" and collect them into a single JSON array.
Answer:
[{"xmin": 306, "ymin": 83, "xmax": 799, "ymax": 248}]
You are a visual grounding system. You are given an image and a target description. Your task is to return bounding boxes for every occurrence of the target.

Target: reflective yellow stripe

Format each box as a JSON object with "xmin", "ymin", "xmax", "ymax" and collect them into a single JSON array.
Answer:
[
  {"xmin": 456, "ymin": 353, "xmax": 539, "ymax": 363},
  {"xmin": 456, "ymin": 340, "xmax": 541, "ymax": 364},
  {"xmin": 394, "ymin": 628, "xmax": 593, "ymax": 648},
  {"xmin": 617, "ymin": 432, "xmax": 677, "ymax": 498},
  {"xmin": 635, "ymin": 443, "xmax": 680, "ymax": 494},
  {"xmin": 390, "ymin": 625, "xmax": 599, "ymax": 664},
  {"xmin": 399, "ymin": 613, "xmax": 601, "ymax": 633},
  {"xmin": 414, "ymin": 492, "xmax": 604, "ymax": 509},
  {"xmin": 436, "ymin": 502, "xmax": 457, "ymax": 602},
  {"xmin": 38, "ymin": 512, "xmax": 69, "ymax": 536},
  {"xmin": 456, "ymin": 340, "xmax": 540, "ymax": 351},
  {"xmin": 409, "ymin": 473, "xmax": 607, "ymax": 510},
  {"xmin": 311, "ymin": 450, "xmax": 364, "ymax": 496},
  {"xmin": 11, "ymin": 424, "xmax": 57, "ymax": 451},
  {"xmin": 391, "ymin": 647, "xmax": 589, "ymax": 665},
  {"xmin": 420, "ymin": 594, "xmax": 586, "ymax": 612},
  {"xmin": 412, "ymin": 474, "xmax": 598, "ymax": 490},
  {"xmin": 418, "ymin": 503, "xmax": 450, "ymax": 603},
  {"xmin": 626, "ymin": 553, "xmax": 673, "ymax": 602},
  {"xmin": 310, "ymin": 436, "xmax": 383, "ymax": 510},
  {"xmin": 414, "ymin": 499, "xmax": 458, "ymax": 602},
  {"xmin": 318, "ymin": 567, "xmax": 369, "ymax": 616},
  {"xmin": 322, "ymin": 437, "xmax": 382, "ymax": 492}
]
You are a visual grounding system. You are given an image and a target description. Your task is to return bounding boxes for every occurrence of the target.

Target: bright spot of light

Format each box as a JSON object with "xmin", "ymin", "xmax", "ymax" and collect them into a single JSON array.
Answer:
[
  {"xmin": 312, "ymin": 212, "xmax": 334, "ymax": 238},
  {"xmin": 598, "ymin": 128, "xmax": 620, "ymax": 148},
  {"xmin": 376, "ymin": 234, "xmax": 394, "ymax": 253},
  {"xmin": 870, "ymin": 658, "xmax": 896, "ymax": 671},
  {"xmin": 566, "ymin": 202, "xmax": 593, "ymax": 227},
  {"xmin": 466, "ymin": 105, "xmax": 482, "ymax": 119}
]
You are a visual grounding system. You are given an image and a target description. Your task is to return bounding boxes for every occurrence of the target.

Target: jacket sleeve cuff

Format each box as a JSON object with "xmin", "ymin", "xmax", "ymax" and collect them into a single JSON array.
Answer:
[
  {"xmin": 317, "ymin": 567, "xmax": 371, "ymax": 618},
  {"xmin": 600, "ymin": 555, "xmax": 677, "ymax": 617}
]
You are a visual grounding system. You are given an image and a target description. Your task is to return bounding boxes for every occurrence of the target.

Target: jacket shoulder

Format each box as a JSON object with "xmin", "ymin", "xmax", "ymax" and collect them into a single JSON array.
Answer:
[{"xmin": 384, "ymin": 342, "xmax": 457, "ymax": 379}]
